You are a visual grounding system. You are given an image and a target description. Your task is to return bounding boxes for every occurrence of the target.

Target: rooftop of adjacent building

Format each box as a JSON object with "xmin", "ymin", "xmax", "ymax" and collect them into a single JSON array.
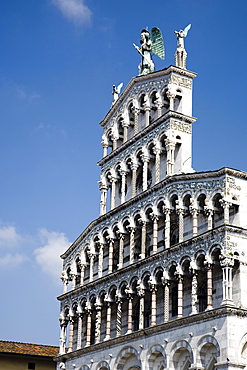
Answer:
[{"xmin": 0, "ymin": 340, "xmax": 59, "ymax": 358}]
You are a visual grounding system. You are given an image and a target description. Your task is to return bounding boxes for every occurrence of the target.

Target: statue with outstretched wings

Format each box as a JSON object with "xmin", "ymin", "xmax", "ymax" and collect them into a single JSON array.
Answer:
[{"xmin": 133, "ymin": 27, "xmax": 165, "ymax": 75}]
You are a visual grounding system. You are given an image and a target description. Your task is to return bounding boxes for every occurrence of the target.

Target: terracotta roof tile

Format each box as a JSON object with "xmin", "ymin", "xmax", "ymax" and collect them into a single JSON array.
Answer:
[{"xmin": 0, "ymin": 341, "xmax": 59, "ymax": 357}]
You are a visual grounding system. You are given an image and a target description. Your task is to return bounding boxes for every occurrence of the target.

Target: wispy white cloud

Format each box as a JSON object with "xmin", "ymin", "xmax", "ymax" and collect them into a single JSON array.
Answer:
[
  {"xmin": 0, "ymin": 225, "xmax": 24, "ymax": 248},
  {"xmin": 52, "ymin": 0, "xmax": 92, "ymax": 26},
  {"xmin": 0, "ymin": 253, "xmax": 28, "ymax": 268},
  {"xmin": 34, "ymin": 228, "xmax": 70, "ymax": 282}
]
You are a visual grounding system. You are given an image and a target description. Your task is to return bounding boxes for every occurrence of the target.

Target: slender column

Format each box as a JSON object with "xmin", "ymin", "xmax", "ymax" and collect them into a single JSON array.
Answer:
[
  {"xmin": 206, "ymin": 263, "xmax": 213, "ymax": 310},
  {"xmin": 104, "ymin": 300, "xmax": 112, "ymax": 340},
  {"xmin": 177, "ymin": 208, "xmax": 184, "ymax": 243},
  {"xmin": 101, "ymin": 142, "xmax": 108, "ymax": 158},
  {"xmin": 133, "ymin": 107, "xmax": 139, "ymax": 135},
  {"xmin": 80, "ymin": 264, "xmax": 86, "ymax": 286},
  {"xmin": 99, "ymin": 184, "xmax": 107, "ymax": 215},
  {"xmin": 117, "ymin": 233, "xmax": 124, "ymax": 269},
  {"xmin": 120, "ymin": 170, "xmax": 127, "ymax": 204},
  {"xmin": 112, "ymin": 138, "xmax": 117, "ymax": 151},
  {"xmin": 163, "ymin": 207, "xmax": 170, "ymax": 248},
  {"xmin": 108, "ymin": 238, "xmax": 114, "ymax": 274},
  {"xmin": 116, "ymin": 295, "xmax": 122, "ymax": 337},
  {"xmin": 220, "ymin": 257, "xmax": 234, "ymax": 305},
  {"xmin": 220, "ymin": 199, "xmax": 232, "ymax": 224},
  {"xmin": 125, "ymin": 288, "xmax": 133, "ymax": 334},
  {"xmin": 165, "ymin": 139, "xmax": 176, "ymax": 176},
  {"xmin": 149, "ymin": 278, "xmax": 157, "ymax": 326},
  {"xmin": 68, "ymin": 316, "xmax": 74, "ymax": 352},
  {"xmin": 131, "ymin": 163, "xmax": 138, "ymax": 197},
  {"xmin": 162, "ymin": 278, "xmax": 170, "ymax": 322},
  {"xmin": 71, "ymin": 273, "xmax": 76, "ymax": 290},
  {"xmin": 166, "ymin": 90, "xmax": 176, "ymax": 111},
  {"xmin": 145, "ymin": 106, "xmax": 151, "ymax": 127},
  {"xmin": 151, "ymin": 214, "xmax": 159, "ymax": 254},
  {"xmin": 139, "ymin": 219, "xmax": 146, "ymax": 259},
  {"xmin": 141, "ymin": 155, "xmax": 149, "ymax": 191},
  {"xmin": 129, "ymin": 227, "xmax": 135, "ymax": 264},
  {"xmin": 95, "ymin": 303, "xmax": 102, "ymax": 344},
  {"xmin": 123, "ymin": 122, "xmax": 129, "ymax": 143},
  {"xmin": 177, "ymin": 275, "xmax": 183, "ymax": 318},
  {"xmin": 190, "ymin": 208, "xmax": 199, "ymax": 237},
  {"xmin": 61, "ymin": 273, "xmax": 68, "ymax": 294},
  {"xmin": 85, "ymin": 305, "xmax": 92, "ymax": 347},
  {"xmin": 137, "ymin": 280, "xmax": 145, "ymax": 330},
  {"xmin": 59, "ymin": 319, "xmax": 67, "ymax": 355},
  {"xmin": 157, "ymin": 101, "xmax": 162, "ymax": 118},
  {"xmin": 76, "ymin": 313, "xmax": 83, "ymax": 350},
  {"xmin": 205, "ymin": 208, "xmax": 214, "ymax": 230},
  {"xmin": 98, "ymin": 244, "xmax": 104, "ymax": 278},
  {"xmin": 88, "ymin": 252, "xmax": 95, "ymax": 282},
  {"xmin": 110, "ymin": 177, "xmax": 117, "ymax": 210},
  {"xmin": 154, "ymin": 147, "xmax": 161, "ymax": 184},
  {"xmin": 191, "ymin": 270, "xmax": 198, "ymax": 315}
]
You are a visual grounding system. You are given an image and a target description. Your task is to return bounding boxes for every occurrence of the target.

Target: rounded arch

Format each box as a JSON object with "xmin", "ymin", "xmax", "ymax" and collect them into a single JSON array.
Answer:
[
  {"xmin": 115, "ymin": 346, "xmax": 141, "ymax": 370},
  {"xmin": 197, "ymin": 335, "xmax": 220, "ymax": 369},
  {"xmin": 79, "ymin": 365, "xmax": 90, "ymax": 370},
  {"xmin": 171, "ymin": 340, "xmax": 193, "ymax": 370},
  {"xmin": 96, "ymin": 360, "xmax": 111, "ymax": 370},
  {"xmin": 147, "ymin": 343, "xmax": 167, "ymax": 369}
]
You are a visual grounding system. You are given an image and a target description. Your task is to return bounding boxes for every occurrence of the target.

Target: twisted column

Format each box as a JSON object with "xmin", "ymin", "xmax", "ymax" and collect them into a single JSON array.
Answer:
[
  {"xmin": 76, "ymin": 313, "xmax": 83, "ymax": 350},
  {"xmin": 137, "ymin": 280, "xmax": 145, "ymax": 330},
  {"xmin": 177, "ymin": 208, "xmax": 184, "ymax": 243},
  {"xmin": 131, "ymin": 163, "xmax": 138, "ymax": 198},
  {"xmin": 191, "ymin": 270, "xmax": 198, "ymax": 315},
  {"xmin": 95, "ymin": 303, "xmax": 102, "ymax": 344},
  {"xmin": 116, "ymin": 295, "xmax": 122, "ymax": 337},
  {"xmin": 162, "ymin": 278, "xmax": 170, "ymax": 322}
]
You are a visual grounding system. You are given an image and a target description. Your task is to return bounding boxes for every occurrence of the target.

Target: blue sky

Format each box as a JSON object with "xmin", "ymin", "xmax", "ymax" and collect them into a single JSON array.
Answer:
[{"xmin": 0, "ymin": 0, "xmax": 247, "ymax": 346}]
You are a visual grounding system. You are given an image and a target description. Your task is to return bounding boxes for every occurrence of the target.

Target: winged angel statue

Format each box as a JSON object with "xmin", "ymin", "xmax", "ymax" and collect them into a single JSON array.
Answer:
[
  {"xmin": 133, "ymin": 27, "xmax": 165, "ymax": 76},
  {"xmin": 174, "ymin": 24, "xmax": 191, "ymax": 69}
]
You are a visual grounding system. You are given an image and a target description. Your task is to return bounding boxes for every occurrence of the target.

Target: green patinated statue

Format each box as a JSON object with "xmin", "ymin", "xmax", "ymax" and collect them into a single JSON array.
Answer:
[{"xmin": 133, "ymin": 27, "xmax": 165, "ymax": 76}]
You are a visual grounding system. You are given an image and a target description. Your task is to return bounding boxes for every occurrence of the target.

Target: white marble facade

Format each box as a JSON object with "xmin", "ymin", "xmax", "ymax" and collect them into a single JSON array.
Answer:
[{"xmin": 55, "ymin": 65, "xmax": 247, "ymax": 370}]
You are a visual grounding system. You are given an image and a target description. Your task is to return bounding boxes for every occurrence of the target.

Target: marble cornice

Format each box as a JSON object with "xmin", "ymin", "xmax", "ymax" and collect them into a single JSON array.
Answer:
[
  {"xmin": 54, "ymin": 305, "xmax": 247, "ymax": 362},
  {"xmin": 99, "ymin": 65, "xmax": 197, "ymax": 127},
  {"xmin": 58, "ymin": 224, "xmax": 247, "ymax": 301},
  {"xmin": 61, "ymin": 167, "xmax": 247, "ymax": 260},
  {"xmin": 97, "ymin": 110, "xmax": 196, "ymax": 167}
]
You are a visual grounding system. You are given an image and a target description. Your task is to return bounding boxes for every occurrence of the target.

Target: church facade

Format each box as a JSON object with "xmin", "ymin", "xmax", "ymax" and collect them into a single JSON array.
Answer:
[{"xmin": 55, "ymin": 29, "xmax": 247, "ymax": 370}]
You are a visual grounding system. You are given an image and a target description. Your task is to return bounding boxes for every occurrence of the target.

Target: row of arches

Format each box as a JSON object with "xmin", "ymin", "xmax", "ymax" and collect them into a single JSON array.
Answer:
[
  {"xmin": 59, "ymin": 245, "xmax": 239, "ymax": 354},
  {"xmin": 102, "ymin": 86, "xmax": 183, "ymax": 157},
  {"xmin": 59, "ymin": 336, "xmax": 222, "ymax": 370},
  {"xmin": 99, "ymin": 131, "xmax": 183, "ymax": 214},
  {"xmin": 62, "ymin": 190, "xmax": 238, "ymax": 292}
]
